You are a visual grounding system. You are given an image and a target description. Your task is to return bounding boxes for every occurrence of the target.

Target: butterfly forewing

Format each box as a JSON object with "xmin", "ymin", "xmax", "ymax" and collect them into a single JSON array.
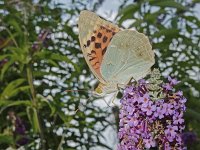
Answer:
[{"xmin": 78, "ymin": 10, "xmax": 120, "ymax": 83}]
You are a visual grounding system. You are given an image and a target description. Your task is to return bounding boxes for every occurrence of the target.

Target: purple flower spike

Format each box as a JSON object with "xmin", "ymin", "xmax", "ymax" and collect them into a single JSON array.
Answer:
[
  {"xmin": 118, "ymin": 73, "xmax": 186, "ymax": 150},
  {"xmin": 0, "ymin": 58, "xmax": 8, "ymax": 68},
  {"xmin": 8, "ymin": 111, "xmax": 29, "ymax": 147},
  {"xmin": 168, "ymin": 76, "xmax": 180, "ymax": 86},
  {"xmin": 181, "ymin": 131, "xmax": 198, "ymax": 145}
]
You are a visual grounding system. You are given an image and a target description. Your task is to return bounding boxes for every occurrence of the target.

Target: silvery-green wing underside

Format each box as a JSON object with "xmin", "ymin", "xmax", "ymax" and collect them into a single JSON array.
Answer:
[{"xmin": 100, "ymin": 30, "xmax": 155, "ymax": 84}]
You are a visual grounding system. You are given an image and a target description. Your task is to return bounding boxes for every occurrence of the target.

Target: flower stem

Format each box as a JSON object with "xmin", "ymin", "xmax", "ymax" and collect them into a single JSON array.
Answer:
[
  {"xmin": 26, "ymin": 64, "xmax": 46, "ymax": 150},
  {"xmin": 57, "ymin": 135, "xmax": 65, "ymax": 150}
]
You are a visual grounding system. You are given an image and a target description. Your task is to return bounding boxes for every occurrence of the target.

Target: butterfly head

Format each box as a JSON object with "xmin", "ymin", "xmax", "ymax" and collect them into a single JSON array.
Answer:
[
  {"xmin": 94, "ymin": 83, "xmax": 105, "ymax": 96},
  {"xmin": 94, "ymin": 82, "xmax": 119, "ymax": 97}
]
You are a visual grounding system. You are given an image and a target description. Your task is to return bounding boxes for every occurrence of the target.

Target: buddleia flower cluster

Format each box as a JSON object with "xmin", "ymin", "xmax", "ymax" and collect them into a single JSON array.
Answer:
[
  {"xmin": 7, "ymin": 111, "xmax": 29, "ymax": 147},
  {"xmin": 118, "ymin": 69, "xmax": 187, "ymax": 150}
]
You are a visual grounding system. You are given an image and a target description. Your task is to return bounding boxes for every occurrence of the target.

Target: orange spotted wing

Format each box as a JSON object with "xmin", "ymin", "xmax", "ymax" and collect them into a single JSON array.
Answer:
[{"xmin": 78, "ymin": 10, "xmax": 120, "ymax": 83}]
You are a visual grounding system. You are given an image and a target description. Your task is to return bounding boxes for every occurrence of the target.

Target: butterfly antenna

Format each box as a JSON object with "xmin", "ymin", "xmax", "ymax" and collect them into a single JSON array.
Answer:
[
  {"xmin": 66, "ymin": 89, "xmax": 96, "ymax": 95},
  {"xmin": 64, "ymin": 90, "xmax": 81, "ymax": 113},
  {"xmin": 74, "ymin": 108, "xmax": 79, "ymax": 113},
  {"xmin": 65, "ymin": 89, "xmax": 89, "ymax": 92},
  {"xmin": 74, "ymin": 96, "xmax": 93, "ymax": 114},
  {"xmin": 102, "ymin": 97, "xmax": 111, "ymax": 108}
]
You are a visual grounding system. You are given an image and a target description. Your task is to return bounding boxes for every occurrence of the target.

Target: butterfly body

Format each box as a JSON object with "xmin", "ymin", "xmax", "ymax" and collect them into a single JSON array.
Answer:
[{"xmin": 78, "ymin": 10, "xmax": 155, "ymax": 96}]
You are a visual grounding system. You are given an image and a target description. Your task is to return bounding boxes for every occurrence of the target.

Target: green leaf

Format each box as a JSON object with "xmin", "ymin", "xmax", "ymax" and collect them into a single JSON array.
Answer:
[
  {"xmin": 0, "ymin": 100, "xmax": 31, "ymax": 114},
  {"xmin": 0, "ymin": 38, "xmax": 12, "ymax": 49},
  {"xmin": 8, "ymin": 46, "xmax": 30, "ymax": 64},
  {"xmin": 118, "ymin": 4, "xmax": 139, "ymax": 16},
  {"xmin": 33, "ymin": 70, "xmax": 51, "ymax": 77},
  {"xmin": 185, "ymin": 108, "xmax": 200, "ymax": 122},
  {"xmin": 8, "ymin": 19, "xmax": 22, "ymax": 34},
  {"xmin": 35, "ymin": 51, "xmax": 71, "ymax": 63},
  {"xmin": 183, "ymin": 15, "xmax": 200, "ymax": 24},
  {"xmin": 64, "ymin": 25, "xmax": 78, "ymax": 40},
  {"xmin": 0, "ymin": 134, "xmax": 14, "ymax": 144},
  {"xmin": 49, "ymin": 53, "xmax": 72, "ymax": 63},
  {"xmin": 186, "ymin": 24, "xmax": 193, "ymax": 33},
  {"xmin": 10, "ymin": 85, "xmax": 30, "ymax": 97},
  {"xmin": 144, "ymin": 9, "xmax": 166, "ymax": 24},
  {"xmin": 171, "ymin": 17, "xmax": 178, "ymax": 28},
  {"xmin": 36, "ymin": 94, "xmax": 56, "ymax": 116},
  {"xmin": 0, "ymin": 78, "xmax": 27, "ymax": 100},
  {"xmin": 3, "ymin": 28, "xmax": 19, "ymax": 48},
  {"xmin": 117, "ymin": 4, "xmax": 139, "ymax": 25},
  {"xmin": 193, "ymin": 0, "xmax": 200, "ymax": 3},
  {"xmin": 0, "ymin": 54, "xmax": 10, "ymax": 60},
  {"xmin": 48, "ymin": 59, "xmax": 59, "ymax": 67},
  {"xmin": 187, "ymin": 98, "xmax": 200, "ymax": 113},
  {"xmin": 0, "ymin": 58, "xmax": 14, "ymax": 80},
  {"xmin": 26, "ymin": 107, "xmax": 41, "ymax": 133},
  {"xmin": 0, "ymin": 100, "xmax": 31, "ymax": 107},
  {"xmin": 153, "ymin": 29, "xmax": 179, "ymax": 38},
  {"xmin": 35, "ymin": 51, "xmax": 80, "ymax": 72},
  {"xmin": 129, "ymin": 19, "xmax": 143, "ymax": 28},
  {"xmin": 149, "ymin": 0, "xmax": 187, "ymax": 10},
  {"xmin": 153, "ymin": 42, "xmax": 170, "ymax": 50}
]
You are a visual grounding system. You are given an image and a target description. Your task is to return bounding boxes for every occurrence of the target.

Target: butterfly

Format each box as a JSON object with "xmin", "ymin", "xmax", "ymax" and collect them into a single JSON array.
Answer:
[{"xmin": 78, "ymin": 10, "xmax": 155, "ymax": 96}]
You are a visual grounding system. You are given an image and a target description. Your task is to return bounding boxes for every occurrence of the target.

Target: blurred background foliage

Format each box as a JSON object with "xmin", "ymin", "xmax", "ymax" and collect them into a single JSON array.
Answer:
[{"xmin": 0, "ymin": 0, "xmax": 199, "ymax": 150}]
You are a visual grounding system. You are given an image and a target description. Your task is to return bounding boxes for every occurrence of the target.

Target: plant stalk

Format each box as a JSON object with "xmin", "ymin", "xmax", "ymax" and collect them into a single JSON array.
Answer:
[{"xmin": 26, "ymin": 64, "xmax": 46, "ymax": 150}]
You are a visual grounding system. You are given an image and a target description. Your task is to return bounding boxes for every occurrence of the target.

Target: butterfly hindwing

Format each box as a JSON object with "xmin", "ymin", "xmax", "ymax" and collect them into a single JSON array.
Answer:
[
  {"xmin": 100, "ymin": 30, "xmax": 155, "ymax": 84},
  {"xmin": 78, "ymin": 10, "xmax": 120, "ymax": 83}
]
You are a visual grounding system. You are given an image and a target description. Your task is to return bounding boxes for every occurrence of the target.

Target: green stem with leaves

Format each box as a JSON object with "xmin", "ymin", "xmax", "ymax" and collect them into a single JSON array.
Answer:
[{"xmin": 26, "ymin": 64, "xmax": 46, "ymax": 150}]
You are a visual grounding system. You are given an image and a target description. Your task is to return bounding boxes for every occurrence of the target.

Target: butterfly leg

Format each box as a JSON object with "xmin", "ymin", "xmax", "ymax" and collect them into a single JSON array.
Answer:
[
  {"xmin": 102, "ymin": 96, "xmax": 111, "ymax": 107},
  {"xmin": 111, "ymin": 91, "xmax": 118, "ymax": 106},
  {"xmin": 127, "ymin": 77, "xmax": 134, "ymax": 85},
  {"xmin": 129, "ymin": 76, "xmax": 139, "ymax": 85},
  {"xmin": 116, "ymin": 77, "xmax": 137, "ymax": 90},
  {"xmin": 117, "ymin": 83, "xmax": 126, "ymax": 90}
]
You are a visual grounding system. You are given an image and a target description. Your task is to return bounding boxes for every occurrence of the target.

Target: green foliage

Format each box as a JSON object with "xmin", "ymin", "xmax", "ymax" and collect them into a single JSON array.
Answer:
[
  {"xmin": 117, "ymin": 0, "xmax": 200, "ymax": 149},
  {"xmin": 0, "ymin": 0, "xmax": 112, "ymax": 149}
]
